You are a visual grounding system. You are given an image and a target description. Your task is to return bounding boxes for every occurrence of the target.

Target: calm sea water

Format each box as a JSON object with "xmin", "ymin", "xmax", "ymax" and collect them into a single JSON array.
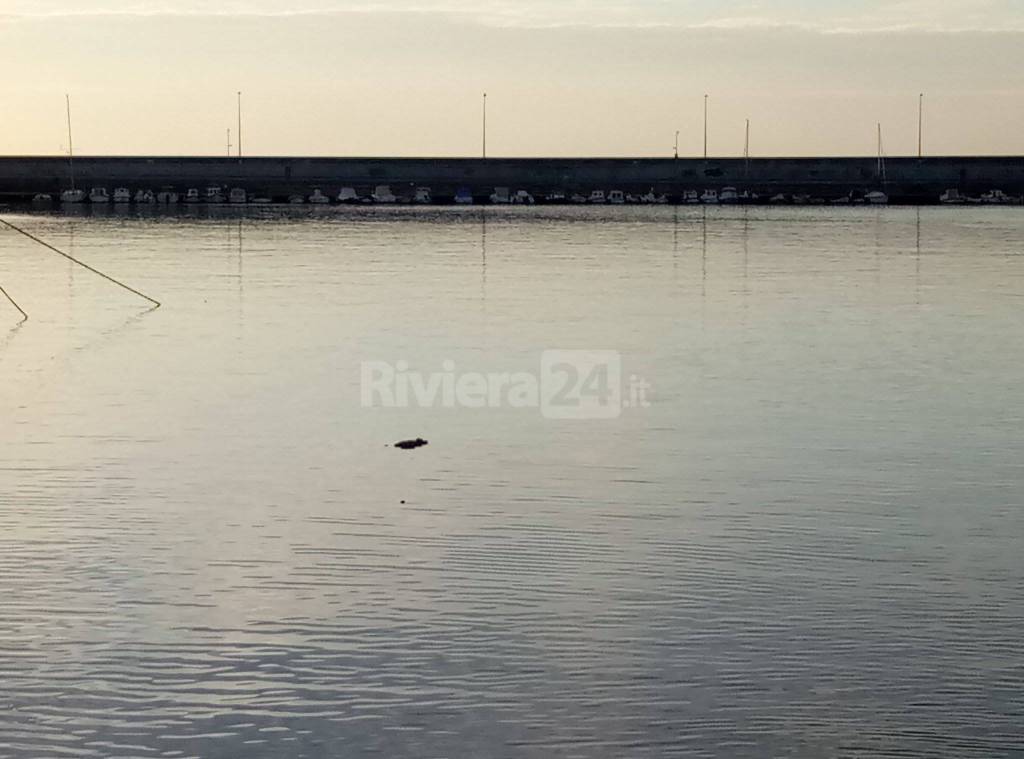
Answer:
[{"xmin": 1, "ymin": 206, "xmax": 1022, "ymax": 758}]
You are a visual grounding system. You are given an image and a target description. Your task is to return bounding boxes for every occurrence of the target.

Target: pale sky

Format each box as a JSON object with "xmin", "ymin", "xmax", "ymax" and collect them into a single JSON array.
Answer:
[{"xmin": 2, "ymin": 0, "xmax": 1023, "ymax": 156}]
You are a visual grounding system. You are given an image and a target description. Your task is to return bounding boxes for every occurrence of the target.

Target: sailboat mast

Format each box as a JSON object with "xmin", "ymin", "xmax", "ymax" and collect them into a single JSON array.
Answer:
[
  {"xmin": 876, "ymin": 124, "xmax": 884, "ymax": 185},
  {"xmin": 744, "ymin": 119, "xmax": 750, "ymax": 177},
  {"xmin": 66, "ymin": 94, "xmax": 76, "ymax": 192}
]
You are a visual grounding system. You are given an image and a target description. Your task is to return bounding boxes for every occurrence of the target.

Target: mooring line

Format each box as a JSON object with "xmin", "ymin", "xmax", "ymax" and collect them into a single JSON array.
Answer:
[
  {"xmin": 0, "ymin": 282, "xmax": 28, "ymax": 322},
  {"xmin": 0, "ymin": 217, "xmax": 161, "ymax": 309}
]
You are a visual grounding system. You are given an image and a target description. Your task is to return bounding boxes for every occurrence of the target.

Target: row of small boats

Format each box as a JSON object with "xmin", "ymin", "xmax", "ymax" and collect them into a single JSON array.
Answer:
[
  {"xmin": 37, "ymin": 185, "xmax": 670, "ymax": 206},
  {"xmin": 939, "ymin": 189, "xmax": 1023, "ymax": 205},
  {"xmin": 32, "ymin": 185, "xmax": 1021, "ymax": 207}
]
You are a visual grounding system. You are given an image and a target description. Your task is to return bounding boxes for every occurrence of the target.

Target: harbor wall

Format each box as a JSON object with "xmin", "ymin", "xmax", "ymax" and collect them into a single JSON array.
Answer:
[{"xmin": 1, "ymin": 156, "xmax": 1023, "ymax": 202}]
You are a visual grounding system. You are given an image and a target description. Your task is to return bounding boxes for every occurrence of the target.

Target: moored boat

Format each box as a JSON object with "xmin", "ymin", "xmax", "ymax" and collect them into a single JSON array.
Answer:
[
  {"xmin": 205, "ymin": 186, "xmax": 224, "ymax": 204},
  {"xmin": 454, "ymin": 187, "xmax": 474, "ymax": 205},
  {"xmin": 608, "ymin": 190, "xmax": 626, "ymax": 205},
  {"xmin": 135, "ymin": 189, "xmax": 156, "ymax": 204},
  {"xmin": 184, "ymin": 188, "xmax": 201, "ymax": 204},
  {"xmin": 414, "ymin": 187, "xmax": 432, "ymax": 204},
  {"xmin": 700, "ymin": 189, "xmax": 719, "ymax": 204},
  {"xmin": 61, "ymin": 189, "xmax": 86, "ymax": 203},
  {"xmin": 512, "ymin": 190, "xmax": 535, "ymax": 205},
  {"xmin": 588, "ymin": 190, "xmax": 606, "ymax": 204},
  {"xmin": 490, "ymin": 187, "xmax": 512, "ymax": 205},
  {"xmin": 337, "ymin": 187, "xmax": 361, "ymax": 204},
  {"xmin": 112, "ymin": 187, "xmax": 131, "ymax": 204},
  {"xmin": 89, "ymin": 187, "xmax": 110, "ymax": 204},
  {"xmin": 371, "ymin": 185, "xmax": 397, "ymax": 204},
  {"xmin": 229, "ymin": 187, "xmax": 247, "ymax": 204},
  {"xmin": 308, "ymin": 189, "xmax": 330, "ymax": 204},
  {"xmin": 980, "ymin": 189, "xmax": 1021, "ymax": 205},
  {"xmin": 865, "ymin": 190, "xmax": 889, "ymax": 205},
  {"xmin": 640, "ymin": 190, "xmax": 668, "ymax": 204}
]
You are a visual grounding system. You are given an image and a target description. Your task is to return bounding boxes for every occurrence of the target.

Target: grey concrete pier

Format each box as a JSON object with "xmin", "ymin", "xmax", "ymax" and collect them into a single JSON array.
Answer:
[{"xmin": 2, "ymin": 155, "xmax": 1023, "ymax": 203}]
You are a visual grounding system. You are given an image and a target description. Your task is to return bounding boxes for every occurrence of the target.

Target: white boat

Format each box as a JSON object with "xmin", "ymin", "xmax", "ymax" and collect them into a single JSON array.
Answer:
[
  {"xmin": 700, "ymin": 189, "xmax": 719, "ymax": 204},
  {"xmin": 134, "ymin": 189, "xmax": 155, "ymax": 204},
  {"xmin": 337, "ymin": 187, "xmax": 361, "ymax": 204},
  {"xmin": 608, "ymin": 190, "xmax": 626, "ymax": 205},
  {"xmin": 251, "ymin": 196, "xmax": 272, "ymax": 205},
  {"xmin": 371, "ymin": 185, "xmax": 397, "ymax": 203},
  {"xmin": 588, "ymin": 190, "xmax": 606, "ymax": 204},
  {"xmin": 545, "ymin": 192, "xmax": 566, "ymax": 203},
  {"xmin": 682, "ymin": 190, "xmax": 700, "ymax": 204},
  {"xmin": 939, "ymin": 189, "xmax": 966, "ymax": 205},
  {"xmin": 512, "ymin": 190, "xmax": 535, "ymax": 205},
  {"xmin": 719, "ymin": 187, "xmax": 739, "ymax": 204},
  {"xmin": 61, "ymin": 189, "xmax": 86, "ymax": 203},
  {"xmin": 454, "ymin": 187, "xmax": 473, "ymax": 205},
  {"xmin": 205, "ymin": 186, "xmax": 224, "ymax": 204},
  {"xmin": 980, "ymin": 189, "xmax": 1020, "ymax": 205},
  {"xmin": 865, "ymin": 190, "xmax": 889, "ymax": 205},
  {"xmin": 32, "ymin": 193, "xmax": 53, "ymax": 203},
  {"xmin": 157, "ymin": 190, "xmax": 179, "ymax": 204},
  {"xmin": 112, "ymin": 187, "xmax": 131, "ymax": 203},
  {"xmin": 769, "ymin": 193, "xmax": 789, "ymax": 205},
  {"xmin": 625, "ymin": 194, "xmax": 641, "ymax": 204},
  {"xmin": 89, "ymin": 187, "xmax": 110, "ymax": 204},
  {"xmin": 413, "ymin": 187, "xmax": 432, "ymax": 204},
  {"xmin": 792, "ymin": 194, "xmax": 811, "ymax": 205},
  {"xmin": 570, "ymin": 193, "xmax": 588, "ymax": 204},
  {"xmin": 640, "ymin": 190, "xmax": 668, "ymax": 205},
  {"xmin": 229, "ymin": 187, "xmax": 247, "ymax": 204},
  {"xmin": 490, "ymin": 187, "xmax": 512, "ymax": 204},
  {"xmin": 288, "ymin": 194, "xmax": 305, "ymax": 204},
  {"xmin": 184, "ymin": 188, "xmax": 201, "ymax": 204},
  {"xmin": 308, "ymin": 189, "xmax": 330, "ymax": 205}
]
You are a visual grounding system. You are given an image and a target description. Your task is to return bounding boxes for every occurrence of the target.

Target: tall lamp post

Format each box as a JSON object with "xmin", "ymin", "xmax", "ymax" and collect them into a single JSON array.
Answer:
[
  {"xmin": 482, "ymin": 92, "xmax": 488, "ymax": 159},
  {"xmin": 674, "ymin": 130, "xmax": 679, "ymax": 159},
  {"xmin": 237, "ymin": 91, "xmax": 243, "ymax": 159}
]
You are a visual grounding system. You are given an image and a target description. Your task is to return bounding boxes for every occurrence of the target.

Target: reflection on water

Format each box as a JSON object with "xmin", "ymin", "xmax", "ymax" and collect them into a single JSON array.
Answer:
[{"xmin": 1, "ymin": 207, "xmax": 1023, "ymax": 757}]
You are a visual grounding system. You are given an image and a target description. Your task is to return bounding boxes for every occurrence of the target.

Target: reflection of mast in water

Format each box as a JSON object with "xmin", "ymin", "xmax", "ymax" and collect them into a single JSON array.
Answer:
[
  {"xmin": 68, "ymin": 221, "xmax": 76, "ymax": 310},
  {"xmin": 237, "ymin": 219, "xmax": 244, "ymax": 303},
  {"xmin": 672, "ymin": 205, "xmax": 679, "ymax": 274},
  {"xmin": 701, "ymin": 205, "xmax": 708, "ymax": 300},
  {"xmin": 480, "ymin": 208, "xmax": 487, "ymax": 306},
  {"xmin": 874, "ymin": 206, "xmax": 883, "ymax": 287},
  {"xmin": 741, "ymin": 207, "xmax": 750, "ymax": 322},
  {"xmin": 915, "ymin": 207, "xmax": 922, "ymax": 305}
]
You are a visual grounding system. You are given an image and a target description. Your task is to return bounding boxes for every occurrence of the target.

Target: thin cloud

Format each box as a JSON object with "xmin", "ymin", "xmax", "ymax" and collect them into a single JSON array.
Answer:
[{"xmin": 4, "ymin": 0, "xmax": 1024, "ymax": 32}]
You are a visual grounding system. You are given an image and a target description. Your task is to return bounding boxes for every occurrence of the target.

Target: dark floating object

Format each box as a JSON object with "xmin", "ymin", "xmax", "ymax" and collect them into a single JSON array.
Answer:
[{"xmin": 394, "ymin": 438, "xmax": 429, "ymax": 450}]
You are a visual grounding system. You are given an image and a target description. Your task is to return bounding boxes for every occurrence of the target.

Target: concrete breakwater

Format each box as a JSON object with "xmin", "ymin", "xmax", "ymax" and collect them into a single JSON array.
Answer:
[{"xmin": 2, "ymin": 155, "xmax": 1023, "ymax": 204}]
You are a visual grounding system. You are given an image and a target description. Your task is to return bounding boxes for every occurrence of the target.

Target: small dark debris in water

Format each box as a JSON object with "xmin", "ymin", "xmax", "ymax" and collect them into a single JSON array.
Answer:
[
  {"xmin": 394, "ymin": 438, "xmax": 429, "ymax": 450},
  {"xmin": 400, "ymin": 500, "xmax": 406, "ymax": 504}
]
